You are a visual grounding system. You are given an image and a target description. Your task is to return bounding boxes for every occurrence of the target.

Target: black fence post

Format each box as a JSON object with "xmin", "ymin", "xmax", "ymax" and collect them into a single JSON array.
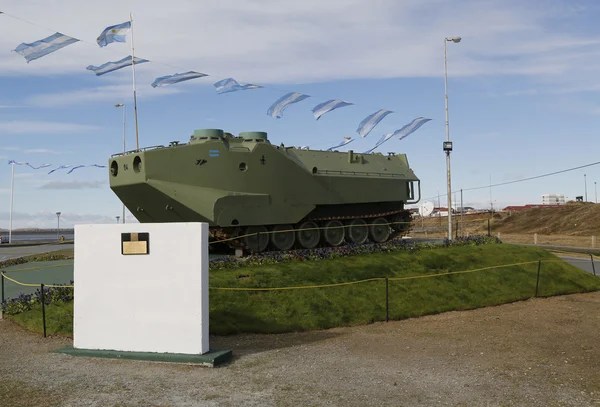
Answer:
[
  {"xmin": 590, "ymin": 254, "xmax": 596, "ymax": 276},
  {"xmin": 40, "ymin": 283, "xmax": 47, "ymax": 338},
  {"xmin": 535, "ymin": 261, "xmax": 541, "ymax": 298},
  {"xmin": 385, "ymin": 278, "xmax": 389, "ymax": 322}
]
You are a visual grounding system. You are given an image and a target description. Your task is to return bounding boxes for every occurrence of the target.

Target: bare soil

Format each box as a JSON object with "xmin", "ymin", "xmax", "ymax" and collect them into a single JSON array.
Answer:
[{"xmin": 1, "ymin": 291, "xmax": 599, "ymax": 407}]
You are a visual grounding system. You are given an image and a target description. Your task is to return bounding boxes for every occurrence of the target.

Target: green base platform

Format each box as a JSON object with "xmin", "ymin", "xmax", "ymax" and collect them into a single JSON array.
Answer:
[{"xmin": 56, "ymin": 347, "xmax": 232, "ymax": 367}]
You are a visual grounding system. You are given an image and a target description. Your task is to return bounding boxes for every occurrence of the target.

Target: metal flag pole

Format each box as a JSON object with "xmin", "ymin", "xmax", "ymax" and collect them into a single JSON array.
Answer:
[
  {"xmin": 122, "ymin": 103, "xmax": 126, "ymax": 223},
  {"xmin": 9, "ymin": 161, "xmax": 14, "ymax": 243},
  {"xmin": 130, "ymin": 12, "xmax": 140, "ymax": 150}
]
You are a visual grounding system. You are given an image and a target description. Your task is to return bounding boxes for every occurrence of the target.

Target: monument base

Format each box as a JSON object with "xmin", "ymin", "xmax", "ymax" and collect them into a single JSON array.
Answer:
[{"xmin": 56, "ymin": 347, "xmax": 232, "ymax": 367}]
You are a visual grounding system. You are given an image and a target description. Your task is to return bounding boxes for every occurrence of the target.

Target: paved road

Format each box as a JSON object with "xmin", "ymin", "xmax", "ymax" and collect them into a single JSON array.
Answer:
[
  {"xmin": 557, "ymin": 255, "xmax": 598, "ymax": 276},
  {"xmin": 0, "ymin": 243, "xmax": 73, "ymax": 262}
]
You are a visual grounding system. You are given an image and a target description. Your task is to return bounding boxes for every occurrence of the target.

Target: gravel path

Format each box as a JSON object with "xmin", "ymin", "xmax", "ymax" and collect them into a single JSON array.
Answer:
[{"xmin": 1, "ymin": 291, "xmax": 599, "ymax": 407}]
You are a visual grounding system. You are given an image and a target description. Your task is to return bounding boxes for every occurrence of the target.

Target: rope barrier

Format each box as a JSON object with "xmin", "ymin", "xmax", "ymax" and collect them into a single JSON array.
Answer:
[{"xmin": 210, "ymin": 260, "xmax": 542, "ymax": 291}]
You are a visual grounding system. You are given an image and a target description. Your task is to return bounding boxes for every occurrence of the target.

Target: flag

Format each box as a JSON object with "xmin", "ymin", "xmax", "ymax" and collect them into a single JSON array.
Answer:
[
  {"xmin": 393, "ymin": 117, "xmax": 432, "ymax": 141},
  {"xmin": 362, "ymin": 117, "xmax": 432, "ymax": 154},
  {"xmin": 214, "ymin": 78, "xmax": 262, "ymax": 94},
  {"xmin": 267, "ymin": 92, "xmax": 310, "ymax": 118},
  {"xmin": 356, "ymin": 109, "xmax": 393, "ymax": 137},
  {"xmin": 97, "ymin": 21, "xmax": 131, "ymax": 47},
  {"xmin": 311, "ymin": 99, "xmax": 353, "ymax": 120},
  {"xmin": 48, "ymin": 165, "xmax": 73, "ymax": 174},
  {"xmin": 13, "ymin": 32, "xmax": 79, "ymax": 63},
  {"xmin": 86, "ymin": 56, "xmax": 149, "ymax": 76},
  {"xmin": 151, "ymin": 71, "xmax": 208, "ymax": 88},
  {"xmin": 326, "ymin": 136, "xmax": 354, "ymax": 151},
  {"xmin": 67, "ymin": 164, "xmax": 106, "ymax": 174},
  {"xmin": 8, "ymin": 160, "xmax": 52, "ymax": 170},
  {"xmin": 363, "ymin": 133, "xmax": 394, "ymax": 154}
]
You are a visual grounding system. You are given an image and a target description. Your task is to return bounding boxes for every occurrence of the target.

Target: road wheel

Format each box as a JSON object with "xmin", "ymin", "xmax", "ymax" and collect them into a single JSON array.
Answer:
[
  {"xmin": 270, "ymin": 224, "xmax": 295, "ymax": 251},
  {"xmin": 347, "ymin": 218, "xmax": 368, "ymax": 244},
  {"xmin": 243, "ymin": 225, "xmax": 269, "ymax": 252},
  {"xmin": 296, "ymin": 221, "xmax": 320, "ymax": 249},
  {"xmin": 323, "ymin": 220, "xmax": 345, "ymax": 246},
  {"xmin": 369, "ymin": 217, "xmax": 391, "ymax": 243}
]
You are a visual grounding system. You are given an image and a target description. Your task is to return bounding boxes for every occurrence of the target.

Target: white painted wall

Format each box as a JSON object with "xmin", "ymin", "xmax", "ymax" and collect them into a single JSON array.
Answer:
[{"xmin": 73, "ymin": 223, "xmax": 209, "ymax": 355}]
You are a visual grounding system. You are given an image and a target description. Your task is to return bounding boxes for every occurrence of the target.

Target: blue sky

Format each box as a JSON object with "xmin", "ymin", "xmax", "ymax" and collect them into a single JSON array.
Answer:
[{"xmin": 1, "ymin": 0, "xmax": 600, "ymax": 228}]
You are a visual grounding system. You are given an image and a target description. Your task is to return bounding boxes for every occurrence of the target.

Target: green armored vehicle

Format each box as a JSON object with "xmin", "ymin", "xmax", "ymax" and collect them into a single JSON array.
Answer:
[{"xmin": 108, "ymin": 129, "xmax": 420, "ymax": 252}]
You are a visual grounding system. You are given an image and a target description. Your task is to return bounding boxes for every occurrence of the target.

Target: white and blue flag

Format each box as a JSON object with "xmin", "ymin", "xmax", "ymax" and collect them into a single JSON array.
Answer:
[
  {"xmin": 267, "ymin": 92, "xmax": 310, "ymax": 118},
  {"xmin": 97, "ymin": 21, "xmax": 131, "ymax": 47},
  {"xmin": 151, "ymin": 71, "xmax": 208, "ymax": 88},
  {"xmin": 363, "ymin": 133, "xmax": 394, "ymax": 154},
  {"xmin": 356, "ymin": 109, "xmax": 393, "ymax": 137},
  {"xmin": 214, "ymin": 78, "xmax": 262, "ymax": 94},
  {"xmin": 8, "ymin": 160, "xmax": 52, "ymax": 170},
  {"xmin": 86, "ymin": 56, "xmax": 149, "ymax": 76},
  {"xmin": 13, "ymin": 32, "xmax": 79, "ymax": 63},
  {"xmin": 326, "ymin": 136, "xmax": 354, "ymax": 151},
  {"xmin": 311, "ymin": 99, "xmax": 353, "ymax": 120},
  {"xmin": 393, "ymin": 117, "xmax": 432, "ymax": 141},
  {"xmin": 67, "ymin": 164, "xmax": 106, "ymax": 174},
  {"xmin": 362, "ymin": 117, "xmax": 432, "ymax": 154},
  {"xmin": 47, "ymin": 165, "xmax": 73, "ymax": 174}
]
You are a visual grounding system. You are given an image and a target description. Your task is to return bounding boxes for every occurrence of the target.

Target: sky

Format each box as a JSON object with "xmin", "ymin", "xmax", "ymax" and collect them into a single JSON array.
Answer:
[{"xmin": 1, "ymin": 0, "xmax": 600, "ymax": 229}]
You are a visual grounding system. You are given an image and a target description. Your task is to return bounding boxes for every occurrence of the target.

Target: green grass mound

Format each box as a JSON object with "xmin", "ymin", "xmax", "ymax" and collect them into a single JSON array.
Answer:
[
  {"xmin": 5, "ymin": 243, "xmax": 600, "ymax": 337},
  {"xmin": 208, "ymin": 244, "xmax": 600, "ymax": 334}
]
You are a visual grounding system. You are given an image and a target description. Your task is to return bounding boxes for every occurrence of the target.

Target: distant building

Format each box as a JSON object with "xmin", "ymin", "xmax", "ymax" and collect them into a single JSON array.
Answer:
[{"xmin": 541, "ymin": 194, "xmax": 565, "ymax": 205}]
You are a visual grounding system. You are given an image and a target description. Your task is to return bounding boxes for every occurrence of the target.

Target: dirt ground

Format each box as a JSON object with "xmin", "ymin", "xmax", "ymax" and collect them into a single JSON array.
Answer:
[{"xmin": 1, "ymin": 291, "xmax": 599, "ymax": 407}]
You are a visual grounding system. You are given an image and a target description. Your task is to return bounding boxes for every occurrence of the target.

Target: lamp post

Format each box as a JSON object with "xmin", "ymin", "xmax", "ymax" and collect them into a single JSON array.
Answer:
[
  {"xmin": 595, "ymin": 181, "xmax": 597, "ymax": 204},
  {"xmin": 56, "ymin": 212, "xmax": 61, "ymax": 241},
  {"xmin": 116, "ymin": 216, "xmax": 120, "ymax": 224},
  {"xmin": 115, "ymin": 103, "xmax": 126, "ymax": 224},
  {"xmin": 584, "ymin": 173, "xmax": 588, "ymax": 202},
  {"xmin": 444, "ymin": 36, "xmax": 461, "ymax": 240}
]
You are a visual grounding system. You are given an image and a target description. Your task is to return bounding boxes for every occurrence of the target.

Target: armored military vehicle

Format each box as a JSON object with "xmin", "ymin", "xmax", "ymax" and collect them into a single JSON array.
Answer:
[{"xmin": 108, "ymin": 129, "xmax": 420, "ymax": 252}]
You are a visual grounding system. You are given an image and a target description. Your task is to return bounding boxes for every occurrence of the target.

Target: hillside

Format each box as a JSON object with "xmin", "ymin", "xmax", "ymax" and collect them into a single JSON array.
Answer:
[
  {"xmin": 413, "ymin": 201, "xmax": 600, "ymax": 237},
  {"xmin": 491, "ymin": 202, "xmax": 600, "ymax": 236}
]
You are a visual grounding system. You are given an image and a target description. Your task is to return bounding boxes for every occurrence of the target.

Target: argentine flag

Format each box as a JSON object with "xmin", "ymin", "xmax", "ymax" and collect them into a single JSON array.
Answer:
[
  {"xmin": 86, "ymin": 56, "xmax": 149, "ymax": 76},
  {"xmin": 151, "ymin": 71, "xmax": 208, "ymax": 88},
  {"xmin": 214, "ymin": 78, "xmax": 262, "ymax": 94},
  {"xmin": 97, "ymin": 21, "xmax": 131, "ymax": 47},
  {"xmin": 356, "ymin": 109, "xmax": 393, "ymax": 138},
  {"xmin": 14, "ymin": 32, "xmax": 79, "ymax": 63},
  {"xmin": 267, "ymin": 92, "xmax": 310, "ymax": 119},
  {"xmin": 311, "ymin": 99, "xmax": 353, "ymax": 120}
]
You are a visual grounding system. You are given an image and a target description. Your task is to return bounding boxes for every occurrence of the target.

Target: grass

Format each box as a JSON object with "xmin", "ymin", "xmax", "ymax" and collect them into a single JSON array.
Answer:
[
  {"xmin": 207, "ymin": 244, "xmax": 600, "ymax": 334},
  {"xmin": 7, "ymin": 243, "xmax": 600, "ymax": 337}
]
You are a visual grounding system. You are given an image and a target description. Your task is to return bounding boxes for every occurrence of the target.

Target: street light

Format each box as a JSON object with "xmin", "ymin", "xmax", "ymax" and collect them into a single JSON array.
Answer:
[
  {"xmin": 595, "ymin": 181, "xmax": 597, "ymax": 204},
  {"xmin": 584, "ymin": 173, "xmax": 588, "ymax": 202},
  {"xmin": 116, "ymin": 216, "xmax": 120, "ymax": 224},
  {"xmin": 56, "ymin": 212, "xmax": 61, "ymax": 241},
  {"xmin": 115, "ymin": 103, "xmax": 126, "ymax": 224},
  {"xmin": 444, "ymin": 36, "xmax": 461, "ymax": 240}
]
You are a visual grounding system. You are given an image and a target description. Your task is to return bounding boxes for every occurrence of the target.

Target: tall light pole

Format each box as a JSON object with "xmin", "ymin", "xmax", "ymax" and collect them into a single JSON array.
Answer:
[
  {"xmin": 444, "ymin": 36, "xmax": 461, "ymax": 240},
  {"xmin": 115, "ymin": 103, "xmax": 126, "ymax": 224},
  {"xmin": 584, "ymin": 173, "xmax": 588, "ymax": 202},
  {"xmin": 56, "ymin": 212, "xmax": 61, "ymax": 241},
  {"xmin": 116, "ymin": 216, "xmax": 120, "ymax": 224},
  {"xmin": 595, "ymin": 181, "xmax": 597, "ymax": 204}
]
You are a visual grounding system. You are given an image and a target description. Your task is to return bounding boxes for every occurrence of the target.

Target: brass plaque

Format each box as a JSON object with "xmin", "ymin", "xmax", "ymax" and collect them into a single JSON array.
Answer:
[{"xmin": 121, "ymin": 232, "xmax": 150, "ymax": 255}]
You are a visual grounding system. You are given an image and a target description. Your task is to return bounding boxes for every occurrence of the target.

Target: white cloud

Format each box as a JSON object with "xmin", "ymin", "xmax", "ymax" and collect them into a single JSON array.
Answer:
[
  {"xmin": 0, "ymin": 0, "xmax": 598, "ymax": 89},
  {"xmin": 39, "ymin": 180, "xmax": 106, "ymax": 189},
  {"xmin": 25, "ymin": 82, "xmax": 184, "ymax": 107},
  {"xmin": 0, "ymin": 121, "xmax": 101, "ymax": 134},
  {"xmin": 24, "ymin": 148, "xmax": 63, "ymax": 154}
]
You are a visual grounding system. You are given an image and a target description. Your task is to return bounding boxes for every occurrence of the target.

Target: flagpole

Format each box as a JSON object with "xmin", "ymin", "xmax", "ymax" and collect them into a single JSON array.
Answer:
[
  {"xmin": 130, "ymin": 12, "xmax": 140, "ymax": 150},
  {"xmin": 9, "ymin": 162, "xmax": 14, "ymax": 244}
]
